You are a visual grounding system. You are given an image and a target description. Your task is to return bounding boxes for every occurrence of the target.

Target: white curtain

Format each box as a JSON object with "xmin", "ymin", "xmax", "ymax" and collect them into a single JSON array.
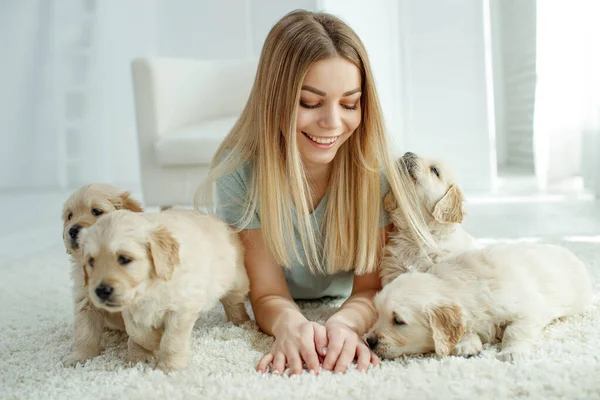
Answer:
[{"xmin": 533, "ymin": 0, "xmax": 600, "ymax": 195}]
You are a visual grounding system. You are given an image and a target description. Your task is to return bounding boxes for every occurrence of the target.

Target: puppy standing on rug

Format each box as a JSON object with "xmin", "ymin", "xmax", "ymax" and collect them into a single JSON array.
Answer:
[
  {"xmin": 61, "ymin": 183, "xmax": 143, "ymax": 366},
  {"xmin": 380, "ymin": 152, "xmax": 480, "ymax": 285},
  {"xmin": 80, "ymin": 209, "xmax": 250, "ymax": 372}
]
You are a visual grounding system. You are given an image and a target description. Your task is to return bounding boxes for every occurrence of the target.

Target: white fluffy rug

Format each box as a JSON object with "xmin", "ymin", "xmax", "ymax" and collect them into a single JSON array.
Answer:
[{"xmin": 1, "ymin": 239, "xmax": 599, "ymax": 400}]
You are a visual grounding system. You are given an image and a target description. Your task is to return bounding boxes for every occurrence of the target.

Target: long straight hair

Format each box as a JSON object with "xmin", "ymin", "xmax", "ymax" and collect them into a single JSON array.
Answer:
[{"xmin": 197, "ymin": 10, "xmax": 434, "ymax": 275}]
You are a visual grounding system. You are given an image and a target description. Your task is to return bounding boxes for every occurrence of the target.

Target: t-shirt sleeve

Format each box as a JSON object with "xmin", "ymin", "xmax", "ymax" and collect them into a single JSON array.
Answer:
[
  {"xmin": 379, "ymin": 171, "xmax": 392, "ymax": 228},
  {"xmin": 215, "ymin": 164, "xmax": 261, "ymax": 230}
]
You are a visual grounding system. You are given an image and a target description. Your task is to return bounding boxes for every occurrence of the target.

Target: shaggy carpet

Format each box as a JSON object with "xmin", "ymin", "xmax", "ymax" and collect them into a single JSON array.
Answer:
[{"xmin": 1, "ymin": 239, "xmax": 599, "ymax": 400}]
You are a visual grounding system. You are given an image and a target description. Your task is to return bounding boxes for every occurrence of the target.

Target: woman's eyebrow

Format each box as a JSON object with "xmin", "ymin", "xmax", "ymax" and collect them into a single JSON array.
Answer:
[{"xmin": 301, "ymin": 85, "xmax": 361, "ymax": 97}]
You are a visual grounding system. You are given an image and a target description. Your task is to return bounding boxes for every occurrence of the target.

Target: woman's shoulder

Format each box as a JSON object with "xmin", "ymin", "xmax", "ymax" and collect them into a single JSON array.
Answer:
[{"xmin": 215, "ymin": 150, "xmax": 254, "ymax": 188}]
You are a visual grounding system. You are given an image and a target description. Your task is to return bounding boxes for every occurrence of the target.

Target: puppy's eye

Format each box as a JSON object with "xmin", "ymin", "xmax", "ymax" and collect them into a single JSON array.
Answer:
[
  {"xmin": 67, "ymin": 212, "xmax": 73, "ymax": 221},
  {"xmin": 118, "ymin": 255, "xmax": 132, "ymax": 265},
  {"xmin": 88, "ymin": 257, "xmax": 95, "ymax": 268},
  {"xmin": 430, "ymin": 166, "xmax": 440, "ymax": 178},
  {"xmin": 393, "ymin": 315, "xmax": 406, "ymax": 326},
  {"xmin": 91, "ymin": 208, "xmax": 104, "ymax": 217}
]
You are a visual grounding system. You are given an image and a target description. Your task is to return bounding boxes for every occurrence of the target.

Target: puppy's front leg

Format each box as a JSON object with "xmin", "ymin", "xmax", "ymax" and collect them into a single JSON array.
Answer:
[
  {"xmin": 454, "ymin": 331, "xmax": 483, "ymax": 357},
  {"xmin": 155, "ymin": 312, "xmax": 196, "ymax": 373},
  {"xmin": 62, "ymin": 303, "xmax": 104, "ymax": 366},
  {"xmin": 126, "ymin": 325, "xmax": 161, "ymax": 365},
  {"xmin": 497, "ymin": 320, "xmax": 542, "ymax": 362},
  {"xmin": 127, "ymin": 336, "xmax": 156, "ymax": 365}
]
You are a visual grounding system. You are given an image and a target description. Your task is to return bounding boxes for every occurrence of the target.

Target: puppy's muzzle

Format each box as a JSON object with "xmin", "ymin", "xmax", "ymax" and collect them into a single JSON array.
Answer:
[
  {"xmin": 68, "ymin": 225, "xmax": 82, "ymax": 249},
  {"xmin": 95, "ymin": 283, "xmax": 114, "ymax": 302},
  {"xmin": 366, "ymin": 334, "xmax": 379, "ymax": 349},
  {"xmin": 402, "ymin": 152, "xmax": 419, "ymax": 180}
]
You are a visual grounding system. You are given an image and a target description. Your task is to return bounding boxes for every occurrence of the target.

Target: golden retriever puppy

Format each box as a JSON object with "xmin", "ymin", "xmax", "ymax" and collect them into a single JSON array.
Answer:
[
  {"xmin": 367, "ymin": 243, "xmax": 593, "ymax": 361},
  {"xmin": 61, "ymin": 183, "xmax": 143, "ymax": 366},
  {"xmin": 80, "ymin": 209, "xmax": 250, "ymax": 372},
  {"xmin": 380, "ymin": 152, "xmax": 480, "ymax": 285}
]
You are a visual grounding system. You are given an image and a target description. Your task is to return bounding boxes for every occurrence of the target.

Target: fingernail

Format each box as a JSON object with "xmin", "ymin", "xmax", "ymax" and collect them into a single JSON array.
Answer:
[
  {"xmin": 322, "ymin": 347, "xmax": 328, "ymax": 355},
  {"xmin": 272, "ymin": 370, "xmax": 279, "ymax": 375}
]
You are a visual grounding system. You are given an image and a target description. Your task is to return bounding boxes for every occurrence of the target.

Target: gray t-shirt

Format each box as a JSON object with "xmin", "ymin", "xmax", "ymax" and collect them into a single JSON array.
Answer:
[{"xmin": 215, "ymin": 161, "xmax": 391, "ymax": 299}]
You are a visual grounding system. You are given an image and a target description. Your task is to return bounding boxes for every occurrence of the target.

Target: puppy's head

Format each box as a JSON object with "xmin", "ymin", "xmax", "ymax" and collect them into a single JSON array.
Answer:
[
  {"xmin": 385, "ymin": 152, "xmax": 465, "ymax": 226},
  {"xmin": 80, "ymin": 210, "xmax": 180, "ymax": 312},
  {"xmin": 62, "ymin": 183, "xmax": 143, "ymax": 260},
  {"xmin": 365, "ymin": 273, "xmax": 465, "ymax": 359}
]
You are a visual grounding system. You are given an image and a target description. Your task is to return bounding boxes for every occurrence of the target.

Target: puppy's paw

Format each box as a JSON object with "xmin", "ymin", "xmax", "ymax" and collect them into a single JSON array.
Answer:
[
  {"xmin": 496, "ymin": 350, "xmax": 524, "ymax": 363},
  {"xmin": 61, "ymin": 350, "xmax": 99, "ymax": 367},
  {"xmin": 126, "ymin": 352, "xmax": 154, "ymax": 366},
  {"xmin": 240, "ymin": 320, "xmax": 260, "ymax": 332},
  {"xmin": 454, "ymin": 338, "xmax": 483, "ymax": 357},
  {"xmin": 155, "ymin": 358, "xmax": 188, "ymax": 373}
]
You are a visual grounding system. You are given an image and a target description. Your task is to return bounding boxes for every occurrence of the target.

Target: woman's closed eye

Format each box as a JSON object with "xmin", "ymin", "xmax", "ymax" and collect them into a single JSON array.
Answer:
[{"xmin": 299, "ymin": 100, "xmax": 359, "ymax": 110}]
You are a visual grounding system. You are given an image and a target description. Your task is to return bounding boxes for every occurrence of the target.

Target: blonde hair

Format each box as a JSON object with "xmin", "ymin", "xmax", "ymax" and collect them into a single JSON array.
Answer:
[{"xmin": 197, "ymin": 10, "xmax": 433, "ymax": 275}]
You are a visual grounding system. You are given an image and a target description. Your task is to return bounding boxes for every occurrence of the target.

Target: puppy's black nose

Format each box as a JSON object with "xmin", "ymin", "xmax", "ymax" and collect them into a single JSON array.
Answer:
[
  {"xmin": 402, "ymin": 151, "xmax": 417, "ymax": 160},
  {"xmin": 366, "ymin": 336, "xmax": 378, "ymax": 349},
  {"xmin": 95, "ymin": 284, "xmax": 113, "ymax": 301},
  {"xmin": 69, "ymin": 225, "xmax": 82, "ymax": 239}
]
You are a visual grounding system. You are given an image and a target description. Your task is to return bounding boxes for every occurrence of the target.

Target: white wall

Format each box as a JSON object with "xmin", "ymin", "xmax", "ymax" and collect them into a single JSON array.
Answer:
[
  {"xmin": 0, "ymin": 0, "xmax": 59, "ymax": 189},
  {"xmin": 2, "ymin": 0, "xmax": 495, "ymax": 193},
  {"xmin": 320, "ymin": 0, "xmax": 404, "ymax": 153},
  {"xmin": 397, "ymin": 0, "xmax": 495, "ymax": 192}
]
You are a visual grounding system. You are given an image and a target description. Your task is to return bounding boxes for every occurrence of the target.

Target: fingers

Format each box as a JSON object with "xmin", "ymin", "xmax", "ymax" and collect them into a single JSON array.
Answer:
[
  {"xmin": 355, "ymin": 342, "xmax": 371, "ymax": 372},
  {"xmin": 256, "ymin": 353, "xmax": 273, "ymax": 373},
  {"xmin": 285, "ymin": 342, "xmax": 303, "ymax": 376},
  {"xmin": 272, "ymin": 352, "xmax": 286, "ymax": 376},
  {"xmin": 322, "ymin": 337, "xmax": 344, "ymax": 371},
  {"xmin": 313, "ymin": 324, "xmax": 328, "ymax": 358},
  {"xmin": 333, "ymin": 339, "xmax": 357, "ymax": 373},
  {"xmin": 299, "ymin": 338, "xmax": 320, "ymax": 374},
  {"xmin": 371, "ymin": 350, "xmax": 381, "ymax": 368}
]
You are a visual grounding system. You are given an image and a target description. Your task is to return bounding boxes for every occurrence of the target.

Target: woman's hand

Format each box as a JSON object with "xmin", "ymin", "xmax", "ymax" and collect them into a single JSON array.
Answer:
[
  {"xmin": 322, "ymin": 320, "xmax": 380, "ymax": 373},
  {"xmin": 256, "ymin": 320, "xmax": 328, "ymax": 376}
]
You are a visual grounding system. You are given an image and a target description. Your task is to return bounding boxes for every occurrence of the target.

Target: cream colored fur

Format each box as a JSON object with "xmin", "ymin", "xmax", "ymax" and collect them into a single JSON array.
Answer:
[
  {"xmin": 380, "ymin": 152, "xmax": 480, "ymax": 285},
  {"xmin": 61, "ymin": 183, "xmax": 143, "ymax": 366},
  {"xmin": 80, "ymin": 209, "xmax": 250, "ymax": 372}
]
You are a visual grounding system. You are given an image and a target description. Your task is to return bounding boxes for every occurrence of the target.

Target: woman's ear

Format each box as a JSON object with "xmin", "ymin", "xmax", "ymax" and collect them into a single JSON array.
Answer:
[
  {"xmin": 427, "ymin": 304, "xmax": 465, "ymax": 356},
  {"xmin": 432, "ymin": 185, "xmax": 465, "ymax": 224}
]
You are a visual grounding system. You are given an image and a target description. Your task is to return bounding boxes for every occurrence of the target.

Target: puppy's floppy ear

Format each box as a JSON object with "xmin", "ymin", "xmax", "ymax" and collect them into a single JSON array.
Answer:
[
  {"xmin": 432, "ymin": 185, "xmax": 465, "ymax": 224},
  {"xmin": 119, "ymin": 192, "xmax": 144, "ymax": 212},
  {"xmin": 427, "ymin": 305, "xmax": 465, "ymax": 356},
  {"xmin": 148, "ymin": 226, "xmax": 180, "ymax": 280},
  {"xmin": 384, "ymin": 191, "xmax": 397, "ymax": 212}
]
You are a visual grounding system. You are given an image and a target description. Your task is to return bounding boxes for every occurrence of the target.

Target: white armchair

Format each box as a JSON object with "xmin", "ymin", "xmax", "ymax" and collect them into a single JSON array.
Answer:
[{"xmin": 131, "ymin": 57, "xmax": 257, "ymax": 208}]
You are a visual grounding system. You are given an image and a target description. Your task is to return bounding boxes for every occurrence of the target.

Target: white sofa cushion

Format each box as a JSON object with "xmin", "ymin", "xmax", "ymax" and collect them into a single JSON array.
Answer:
[{"xmin": 154, "ymin": 117, "xmax": 237, "ymax": 167}]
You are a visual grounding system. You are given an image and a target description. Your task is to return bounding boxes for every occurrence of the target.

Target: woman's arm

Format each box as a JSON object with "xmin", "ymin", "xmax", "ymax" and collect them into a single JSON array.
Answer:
[
  {"xmin": 239, "ymin": 229, "xmax": 327, "ymax": 375},
  {"xmin": 321, "ymin": 224, "xmax": 391, "ymax": 372},
  {"xmin": 325, "ymin": 270, "xmax": 381, "ymax": 335}
]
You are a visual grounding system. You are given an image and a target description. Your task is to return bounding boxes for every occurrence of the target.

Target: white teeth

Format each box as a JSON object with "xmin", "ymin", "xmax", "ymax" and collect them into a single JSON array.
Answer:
[{"xmin": 306, "ymin": 133, "xmax": 338, "ymax": 145}]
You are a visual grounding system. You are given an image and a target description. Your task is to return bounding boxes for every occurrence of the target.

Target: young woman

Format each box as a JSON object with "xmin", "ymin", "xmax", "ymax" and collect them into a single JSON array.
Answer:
[{"xmin": 197, "ymin": 10, "xmax": 432, "ymax": 375}]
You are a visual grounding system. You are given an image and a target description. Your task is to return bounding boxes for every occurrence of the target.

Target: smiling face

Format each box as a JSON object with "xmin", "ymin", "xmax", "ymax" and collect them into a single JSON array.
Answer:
[{"xmin": 296, "ymin": 56, "xmax": 362, "ymax": 169}]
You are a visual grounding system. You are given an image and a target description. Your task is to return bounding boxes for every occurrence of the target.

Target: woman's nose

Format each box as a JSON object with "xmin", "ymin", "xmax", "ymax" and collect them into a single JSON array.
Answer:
[{"xmin": 318, "ymin": 104, "xmax": 342, "ymax": 130}]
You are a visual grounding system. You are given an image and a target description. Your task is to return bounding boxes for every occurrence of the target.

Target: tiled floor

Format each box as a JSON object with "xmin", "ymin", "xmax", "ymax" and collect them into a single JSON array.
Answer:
[{"xmin": 0, "ymin": 187, "xmax": 599, "ymax": 263}]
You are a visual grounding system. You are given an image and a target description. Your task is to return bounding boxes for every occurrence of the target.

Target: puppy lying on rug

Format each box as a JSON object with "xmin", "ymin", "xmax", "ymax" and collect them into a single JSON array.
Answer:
[
  {"xmin": 61, "ymin": 183, "xmax": 143, "ymax": 366},
  {"xmin": 80, "ymin": 209, "xmax": 250, "ymax": 372},
  {"xmin": 367, "ymin": 155, "xmax": 593, "ymax": 361},
  {"xmin": 380, "ymin": 152, "xmax": 480, "ymax": 285},
  {"xmin": 367, "ymin": 244, "xmax": 593, "ymax": 361}
]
